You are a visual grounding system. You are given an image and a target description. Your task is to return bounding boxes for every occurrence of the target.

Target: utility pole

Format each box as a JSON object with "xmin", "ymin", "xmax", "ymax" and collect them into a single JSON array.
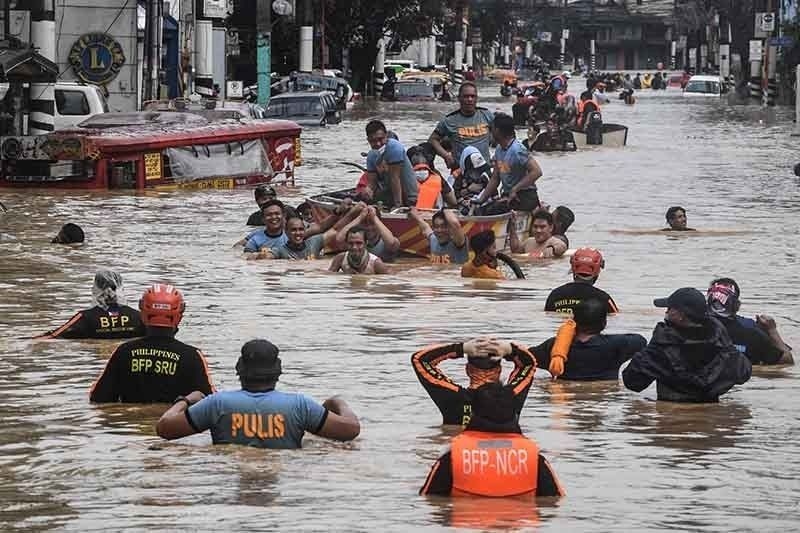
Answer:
[
  {"xmin": 256, "ymin": 0, "xmax": 271, "ymax": 104},
  {"xmin": 29, "ymin": 0, "xmax": 55, "ymax": 134}
]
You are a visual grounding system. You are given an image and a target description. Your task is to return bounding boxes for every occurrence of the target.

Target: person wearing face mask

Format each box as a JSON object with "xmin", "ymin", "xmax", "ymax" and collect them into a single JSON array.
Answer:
[
  {"xmin": 411, "ymin": 337, "xmax": 537, "ymax": 426},
  {"xmin": 706, "ymin": 278, "xmax": 793, "ymax": 365},
  {"xmin": 622, "ymin": 288, "xmax": 751, "ymax": 402},
  {"xmin": 406, "ymin": 144, "xmax": 457, "ymax": 210},
  {"xmin": 328, "ymin": 226, "xmax": 389, "ymax": 274},
  {"xmin": 37, "ymin": 271, "xmax": 144, "ymax": 339}
]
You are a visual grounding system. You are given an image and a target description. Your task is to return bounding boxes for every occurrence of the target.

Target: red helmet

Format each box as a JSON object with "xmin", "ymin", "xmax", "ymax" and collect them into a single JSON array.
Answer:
[
  {"xmin": 570, "ymin": 248, "xmax": 604, "ymax": 277},
  {"xmin": 139, "ymin": 284, "xmax": 185, "ymax": 328}
]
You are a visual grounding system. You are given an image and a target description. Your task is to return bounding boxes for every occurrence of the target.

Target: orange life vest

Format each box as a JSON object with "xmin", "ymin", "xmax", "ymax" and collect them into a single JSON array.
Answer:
[
  {"xmin": 414, "ymin": 164, "xmax": 443, "ymax": 209},
  {"xmin": 451, "ymin": 430, "xmax": 539, "ymax": 497},
  {"xmin": 577, "ymin": 100, "xmax": 600, "ymax": 129}
]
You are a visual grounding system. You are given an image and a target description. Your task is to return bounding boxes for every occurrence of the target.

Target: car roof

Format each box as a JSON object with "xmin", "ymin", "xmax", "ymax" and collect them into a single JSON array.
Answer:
[
  {"xmin": 271, "ymin": 91, "xmax": 333, "ymax": 100},
  {"xmin": 688, "ymin": 75, "xmax": 721, "ymax": 82}
]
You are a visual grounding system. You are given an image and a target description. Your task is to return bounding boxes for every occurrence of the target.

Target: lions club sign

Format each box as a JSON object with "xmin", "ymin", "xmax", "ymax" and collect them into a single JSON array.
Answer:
[{"xmin": 68, "ymin": 33, "xmax": 126, "ymax": 85}]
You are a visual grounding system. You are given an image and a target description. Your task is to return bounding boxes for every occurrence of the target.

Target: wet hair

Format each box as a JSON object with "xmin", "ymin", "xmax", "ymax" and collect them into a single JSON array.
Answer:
[
  {"xmin": 296, "ymin": 201, "xmax": 311, "ymax": 215},
  {"xmin": 665, "ymin": 206, "xmax": 685, "ymax": 222},
  {"xmin": 492, "ymin": 113, "xmax": 516, "ymax": 138},
  {"xmin": 365, "ymin": 120, "xmax": 387, "ymax": 137},
  {"xmin": 387, "ymin": 130, "xmax": 399, "ymax": 141},
  {"xmin": 285, "ymin": 216, "xmax": 305, "ymax": 228},
  {"xmin": 532, "ymin": 209, "xmax": 554, "ymax": 225},
  {"xmin": 469, "ymin": 230, "xmax": 495, "ymax": 254},
  {"xmin": 260, "ymin": 199, "xmax": 285, "ymax": 213},
  {"xmin": 346, "ymin": 225, "xmax": 367, "ymax": 240},
  {"xmin": 573, "ymin": 298, "xmax": 608, "ymax": 334},
  {"xmin": 254, "ymin": 185, "xmax": 276, "ymax": 200},
  {"xmin": 458, "ymin": 81, "xmax": 478, "ymax": 97},
  {"xmin": 552, "ymin": 206, "xmax": 575, "ymax": 234},
  {"xmin": 710, "ymin": 277, "xmax": 741, "ymax": 297},
  {"xmin": 54, "ymin": 223, "xmax": 85, "ymax": 244},
  {"xmin": 472, "ymin": 382, "xmax": 516, "ymax": 424},
  {"xmin": 431, "ymin": 210, "xmax": 446, "ymax": 225}
]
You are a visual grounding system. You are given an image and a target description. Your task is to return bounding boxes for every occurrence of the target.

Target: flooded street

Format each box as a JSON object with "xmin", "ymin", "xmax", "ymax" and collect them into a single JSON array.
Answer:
[{"xmin": 1, "ymin": 84, "xmax": 799, "ymax": 531}]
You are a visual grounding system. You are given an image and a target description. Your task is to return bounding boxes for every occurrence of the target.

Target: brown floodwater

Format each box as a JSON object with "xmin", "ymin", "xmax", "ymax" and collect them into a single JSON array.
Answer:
[{"xmin": 1, "ymin": 84, "xmax": 799, "ymax": 531}]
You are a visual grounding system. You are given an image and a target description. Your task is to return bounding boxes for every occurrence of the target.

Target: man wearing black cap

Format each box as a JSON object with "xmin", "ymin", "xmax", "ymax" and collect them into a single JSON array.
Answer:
[
  {"xmin": 419, "ymin": 382, "xmax": 564, "ymax": 497},
  {"xmin": 246, "ymin": 185, "xmax": 277, "ymax": 226},
  {"xmin": 156, "ymin": 339, "xmax": 360, "ymax": 448},
  {"xmin": 622, "ymin": 287, "xmax": 751, "ymax": 402},
  {"xmin": 412, "ymin": 337, "xmax": 536, "ymax": 426}
]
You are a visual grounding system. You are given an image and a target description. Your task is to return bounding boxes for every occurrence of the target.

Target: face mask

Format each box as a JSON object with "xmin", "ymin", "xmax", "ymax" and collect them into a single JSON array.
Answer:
[{"xmin": 414, "ymin": 169, "xmax": 429, "ymax": 182}]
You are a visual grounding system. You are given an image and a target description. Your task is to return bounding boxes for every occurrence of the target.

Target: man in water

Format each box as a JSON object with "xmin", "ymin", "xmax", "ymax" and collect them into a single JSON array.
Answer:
[
  {"xmin": 37, "ymin": 270, "xmax": 144, "ymax": 339},
  {"xmin": 622, "ymin": 287, "xmax": 751, "ymax": 402},
  {"xmin": 474, "ymin": 113, "xmax": 542, "ymax": 214},
  {"xmin": 52, "ymin": 223, "xmax": 85, "ymax": 244},
  {"xmin": 461, "ymin": 230, "xmax": 504, "ymax": 280},
  {"xmin": 329, "ymin": 226, "xmax": 389, "ymax": 274},
  {"xmin": 242, "ymin": 199, "xmax": 288, "ymax": 256},
  {"xmin": 362, "ymin": 120, "xmax": 419, "ymax": 207},
  {"xmin": 334, "ymin": 204, "xmax": 400, "ymax": 262},
  {"xmin": 419, "ymin": 382, "xmax": 564, "ymax": 497},
  {"xmin": 411, "ymin": 337, "xmax": 536, "ymax": 425},
  {"xmin": 706, "ymin": 278, "xmax": 793, "ymax": 365},
  {"xmin": 90, "ymin": 283, "xmax": 215, "ymax": 403},
  {"xmin": 662, "ymin": 206, "xmax": 695, "ymax": 231},
  {"xmin": 508, "ymin": 210, "xmax": 567, "ymax": 258},
  {"xmin": 263, "ymin": 216, "xmax": 328, "ymax": 260},
  {"xmin": 429, "ymin": 82, "xmax": 494, "ymax": 168},
  {"xmin": 545, "ymin": 248, "xmax": 619, "ymax": 313},
  {"xmin": 156, "ymin": 339, "xmax": 360, "ymax": 448},
  {"xmin": 408, "ymin": 208, "xmax": 467, "ymax": 264},
  {"xmin": 532, "ymin": 299, "xmax": 645, "ymax": 380},
  {"xmin": 246, "ymin": 185, "xmax": 277, "ymax": 226}
]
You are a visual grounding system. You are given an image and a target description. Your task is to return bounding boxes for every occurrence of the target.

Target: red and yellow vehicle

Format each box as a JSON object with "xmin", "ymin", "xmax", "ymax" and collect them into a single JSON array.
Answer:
[{"xmin": 0, "ymin": 111, "xmax": 301, "ymax": 190}]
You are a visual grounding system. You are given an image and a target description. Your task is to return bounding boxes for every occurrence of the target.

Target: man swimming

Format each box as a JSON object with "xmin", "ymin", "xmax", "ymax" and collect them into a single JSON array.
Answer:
[
  {"xmin": 662, "ymin": 206, "xmax": 696, "ymax": 231},
  {"xmin": 508, "ymin": 210, "xmax": 567, "ymax": 258},
  {"xmin": 329, "ymin": 226, "xmax": 389, "ymax": 274}
]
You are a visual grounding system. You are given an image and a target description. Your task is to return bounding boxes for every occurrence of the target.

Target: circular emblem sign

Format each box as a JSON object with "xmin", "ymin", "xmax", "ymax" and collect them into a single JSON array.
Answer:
[{"xmin": 68, "ymin": 32, "xmax": 126, "ymax": 85}]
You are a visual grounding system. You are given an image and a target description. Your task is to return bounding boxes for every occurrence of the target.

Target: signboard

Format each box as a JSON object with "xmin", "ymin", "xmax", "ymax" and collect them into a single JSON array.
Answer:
[
  {"xmin": 226, "ymin": 80, "xmax": 243, "ymax": 98},
  {"xmin": 67, "ymin": 33, "xmax": 126, "ymax": 85},
  {"xmin": 203, "ymin": 0, "xmax": 231, "ymax": 19},
  {"xmin": 769, "ymin": 35, "xmax": 794, "ymax": 47},
  {"xmin": 144, "ymin": 153, "xmax": 162, "ymax": 181},
  {"xmin": 470, "ymin": 28, "xmax": 482, "ymax": 44},
  {"xmin": 749, "ymin": 39, "xmax": 763, "ymax": 59},
  {"xmin": 538, "ymin": 31, "xmax": 552, "ymax": 42},
  {"xmin": 755, "ymin": 13, "xmax": 775, "ymax": 38},
  {"xmin": 562, "ymin": 29, "xmax": 570, "ymax": 40},
  {"xmin": 678, "ymin": 35, "xmax": 687, "ymax": 50}
]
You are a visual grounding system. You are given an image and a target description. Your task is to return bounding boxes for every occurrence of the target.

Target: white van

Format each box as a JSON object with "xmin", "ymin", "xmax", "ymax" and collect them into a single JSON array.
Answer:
[
  {"xmin": 683, "ymin": 75, "xmax": 725, "ymax": 97},
  {"xmin": 1, "ymin": 82, "xmax": 109, "ymax": 130}
]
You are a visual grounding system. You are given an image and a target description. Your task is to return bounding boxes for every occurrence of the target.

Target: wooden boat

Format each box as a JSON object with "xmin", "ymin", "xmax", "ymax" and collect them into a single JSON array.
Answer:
[
  {"xmin": 306, "ymin": 188, "xmax": 534, "ymax": 258},
  {"xmin": 570, "ymin": 124, "xmax": 628, "ymax": 148},
  {"xmin": 0, "ymin": 111, "xmax": 301, "ymax": 190}
]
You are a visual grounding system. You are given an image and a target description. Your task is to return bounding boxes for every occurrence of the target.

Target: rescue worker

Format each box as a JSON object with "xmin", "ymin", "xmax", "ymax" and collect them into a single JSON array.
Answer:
[
  {"xmin": 408, "ymin": 207, "xmax": 467, "ymax": 264},
  {"xmin": 156, "ymin": 339, "xmax": 360, "ymax": 448},
  {"xmin": 246, "ymin": 185, "xmax": 277, "ymax": 226},
  {"xmin": 52, "ymin": 223, "xmax": 85, "ymax": 244},
  {"xmin": 37, "ymin": 270, "xmax": 144, "ymax": 339},
  {"xmin": 622, "ymin": 288, "xmax": 752, "ymax": 402},
  {"xmin": 706, "ymin": 278, "xmax": 793, "ymax": 365},
  {"xmin": 362, "ymin": 120, "xmax": 419, "ymax": 208},
  {"xmin": 576, "ymin": 91, "xmax": 601, "ymax": 131},
  {"xmin": 89, "ymin": 283, "xmax": 215, "ymax": 403},
  {"xmin": 508, "ymin": 210, "xmax": 567, "ymax": 258},
  {"xmin": 461, "ymin": 230, "xmax": 504, "ymax": 280},
  {"xmin": 429, "ymin": 82, "xmax": 495, "ymax": 168},
  {"xmin": 532, "ymin": 299, "xmax": 645, "ymax": 380},
  {"xmin": 329, "ymin": 226, "xmax": 389, "ymax": 274},
  {"xmin": 419, "ymin": 382, "xmax": 565, "ymax": 497},
  {"xmin": 474, "ymin": 113, "xmax": 543, "ymax": 214},
  {"xmin": 241, "ymin": 199, "xmax": 288, "ymax": 255},
  {"xmin": 411, "ymin": 337, "xmax": 536, "ymax": 426},
  {"xmin": 263, "ymin": 216, "xmax": 328, "ymax": 260},
  {"xmin": 406, "ymin": 144, "xmax": 457, "ymax": 209},
  {"xmin": 544, "ymin": 248, "xmax": 619, "ymax": 314},
  {"xmin": 663, "ymin": 206, "xmax": 695, "ymax": 231},
  {"xmin": 453, "ymin": 146, "xmax": 491, "ymax": 214}
]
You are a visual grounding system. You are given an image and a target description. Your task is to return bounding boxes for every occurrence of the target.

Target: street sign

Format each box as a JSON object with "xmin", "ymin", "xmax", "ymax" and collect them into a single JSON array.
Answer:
[
  {"xmin": 272, "ymin": 0, "xmax": 292, "ymax": 16},
  {"xmin": 769, "ymin": 35, "xmax": 794, "ymax": 47},
  {"xmin": 755, "ymin": 13, "xmax": 775, "ymax": 38},
  {"xmin": 538, "ymin": 31, "xmax": 552, "ymax": 42},
  {"xmin": 226, "ymin": 80, "xmax": 243, "ymax": 98},
  {"xmin": 749, "ymin": 39, "xmax": 763, "ymax": 59}
]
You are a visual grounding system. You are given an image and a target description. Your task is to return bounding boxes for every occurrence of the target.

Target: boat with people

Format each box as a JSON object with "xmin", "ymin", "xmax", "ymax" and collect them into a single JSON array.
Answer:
[
  {"xmin": 0, "ymin": 110, "xmax": 301, "ymax": 190},
  {"xmin": 305, "ymin": 188, "xmax": 535, "ymax": 258}
]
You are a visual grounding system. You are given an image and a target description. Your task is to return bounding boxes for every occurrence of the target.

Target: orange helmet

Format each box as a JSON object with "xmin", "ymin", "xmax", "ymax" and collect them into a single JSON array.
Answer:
[
  {"xmin": 139, "ymin": 283, "xmax": 185, "ymax": 328},
  {"xmin": 570, "ymin": 248, "xmax": 605, "ymax": 277}
]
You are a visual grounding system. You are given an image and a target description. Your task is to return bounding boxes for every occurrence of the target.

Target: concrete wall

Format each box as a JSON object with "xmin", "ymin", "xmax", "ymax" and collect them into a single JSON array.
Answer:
[{"xmin": 54, "ymin": 0, "xmax": 139, "ymax": 111}]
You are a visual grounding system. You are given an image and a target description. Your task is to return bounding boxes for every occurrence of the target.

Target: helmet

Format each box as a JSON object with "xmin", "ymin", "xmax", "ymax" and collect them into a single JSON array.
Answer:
[
  {"xmin": 139, "ymin": 283, "xmax": 185, "ymax": 328},
  {"xmin": 562, "ymin": 71, "xmax": 571, "ymax": 79},
  {"xmin": 570, "ymin": 248, "xmax": 604, "ymax": 277}
]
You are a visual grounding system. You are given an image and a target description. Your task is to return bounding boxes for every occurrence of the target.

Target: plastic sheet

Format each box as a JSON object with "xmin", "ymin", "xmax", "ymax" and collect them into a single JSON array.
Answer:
[{"xmin": 166, "ymin": 140, "xmax": 271, "ymax": 182}]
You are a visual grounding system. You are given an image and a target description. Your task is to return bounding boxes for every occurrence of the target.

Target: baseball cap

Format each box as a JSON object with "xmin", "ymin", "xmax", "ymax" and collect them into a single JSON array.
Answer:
[
  {"xmin": 654, "ymin": 287, "xmax": 708, "ymax": 321},
  {"xmin": 236, "ymin": 339, "xmax": 282, "ymax": 380},
  {"xmin": 707, "ymin": 281, "xmax": 739, "ymax": 318},
  {"xmin": 255, "ymin": 185, "xmax": 277, "ymax": 199}
]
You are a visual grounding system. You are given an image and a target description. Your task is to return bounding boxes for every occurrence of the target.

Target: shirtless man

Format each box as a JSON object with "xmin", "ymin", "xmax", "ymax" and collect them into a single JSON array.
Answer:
[
  {"xmin": 662, "ymin": 206, "xmax": 696, "ymax": 231},
  {"xmin": 508, "ymin": 209, "xmax": 567, "ymax": 258},
  {"xmin": 329, "ymin": 226, "xmax": 389, "ymax": 274}
]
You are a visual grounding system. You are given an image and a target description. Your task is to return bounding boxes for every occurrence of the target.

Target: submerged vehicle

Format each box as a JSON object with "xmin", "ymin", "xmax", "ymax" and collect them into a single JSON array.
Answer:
[
  {"xmin": 263, "ymin": 91, "xmax": 341, "ymax": 126},
  {"xmin": 0, "ymin": 111, "xmax": 301, "ymax": 190},
  {"xmin": 683, "ymin": 75, "xmax": 725, "ymax": 97},
  {"xmin": 381, "ymin": 80, "xmax": 437, "ymax": 101}
]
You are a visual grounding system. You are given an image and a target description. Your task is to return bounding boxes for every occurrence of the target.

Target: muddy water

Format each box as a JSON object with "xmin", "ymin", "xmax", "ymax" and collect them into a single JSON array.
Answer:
[{"xmin": 1, "ymin": 84, "xmax": 799, "ymax": 531}]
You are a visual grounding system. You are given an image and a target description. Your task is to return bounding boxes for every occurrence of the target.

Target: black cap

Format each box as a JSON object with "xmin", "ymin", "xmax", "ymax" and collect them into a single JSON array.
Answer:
[
  {"xmin": 654, "ymin": 287, "xmax": 708, "ymax": 321},
  {"xmin": 236, "ymin": 339, "xmax": 282, "ymax": 380},
  {"xmin": 255, "ymin": 185, "xmax": 277, "ymax": 199}
]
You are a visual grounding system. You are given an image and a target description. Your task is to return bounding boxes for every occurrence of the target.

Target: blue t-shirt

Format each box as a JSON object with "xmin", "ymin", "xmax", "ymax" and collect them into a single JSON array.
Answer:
[
  {"xmin": 365, "ymin": 138, "xmax": 419, "ymax": 205},
  {"xmin": 434, "ymin": 108, "xmax": 495, "ymax": 165},
  {"xmin": 187, "ymin": 389, "xmax": 328, "ymax": 449},
  {"xmin": 269, "ymin": 234, "xmax": 325, "ymax": 259},
  {"xmin": 244, "ymin": 230, "xmax": 288, "ymax": 253},
  {"xmin": 428, "ymin": 233, "xmax": 468, "ymax": 264},
  {"xmin": 493, "ymin": 139, "xmax": 535, "ymax": 194}
]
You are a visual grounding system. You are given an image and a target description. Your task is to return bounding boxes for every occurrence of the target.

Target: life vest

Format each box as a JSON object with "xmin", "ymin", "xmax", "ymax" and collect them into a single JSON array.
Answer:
[
  {"xmin": 451, "ymin": 430, "xmax": 539, "ymax": 497},
  {"xmin": 577, "ymin": 100, "xmax": 600, "ymax": 129},
  {"xmin": 355, "ymin": 171, "xmax": 369, "ymax": 193},
  {"xmin": 414, "ymin": 164, "xmax": 443, "ymax": 209}
]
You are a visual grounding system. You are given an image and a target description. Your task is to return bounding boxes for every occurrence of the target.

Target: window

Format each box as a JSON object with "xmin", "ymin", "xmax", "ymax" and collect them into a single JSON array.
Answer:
[
  {"xmin": 55, "ymin": 90, "xmax": 90, "ymax": 115},
  {"xmin": 165, "ymin": 140, "xmax": 273, "ymax": 182}
]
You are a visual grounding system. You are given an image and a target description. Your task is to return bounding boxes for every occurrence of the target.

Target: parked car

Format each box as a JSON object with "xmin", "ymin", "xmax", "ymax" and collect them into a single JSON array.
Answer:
[
  {"xmin": 383, "ymin": 80, "xmax": 436, "ymax": 101},
  {"xmin": 683, "ymin": 75, "xmax": 725, "ymax": 97},
  {"xmin": 2, "ymin": 81, "xmax": 109, "ymax": 130},
  {"xmin": 263, "ymin": 91, "xmax": 341, "ymax": 126}
]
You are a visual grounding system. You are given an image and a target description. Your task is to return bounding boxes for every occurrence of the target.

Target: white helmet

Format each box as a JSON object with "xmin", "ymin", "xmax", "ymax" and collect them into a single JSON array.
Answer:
[{"xmin": 562, "ymin": 71, "xmax": 571, "ymax": 79}]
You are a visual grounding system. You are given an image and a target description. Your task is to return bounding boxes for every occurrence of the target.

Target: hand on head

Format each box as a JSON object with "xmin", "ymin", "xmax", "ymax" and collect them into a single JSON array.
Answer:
[{"xmin": 464, "ymin": 337, "xmax": 512, "ymax": 360}]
